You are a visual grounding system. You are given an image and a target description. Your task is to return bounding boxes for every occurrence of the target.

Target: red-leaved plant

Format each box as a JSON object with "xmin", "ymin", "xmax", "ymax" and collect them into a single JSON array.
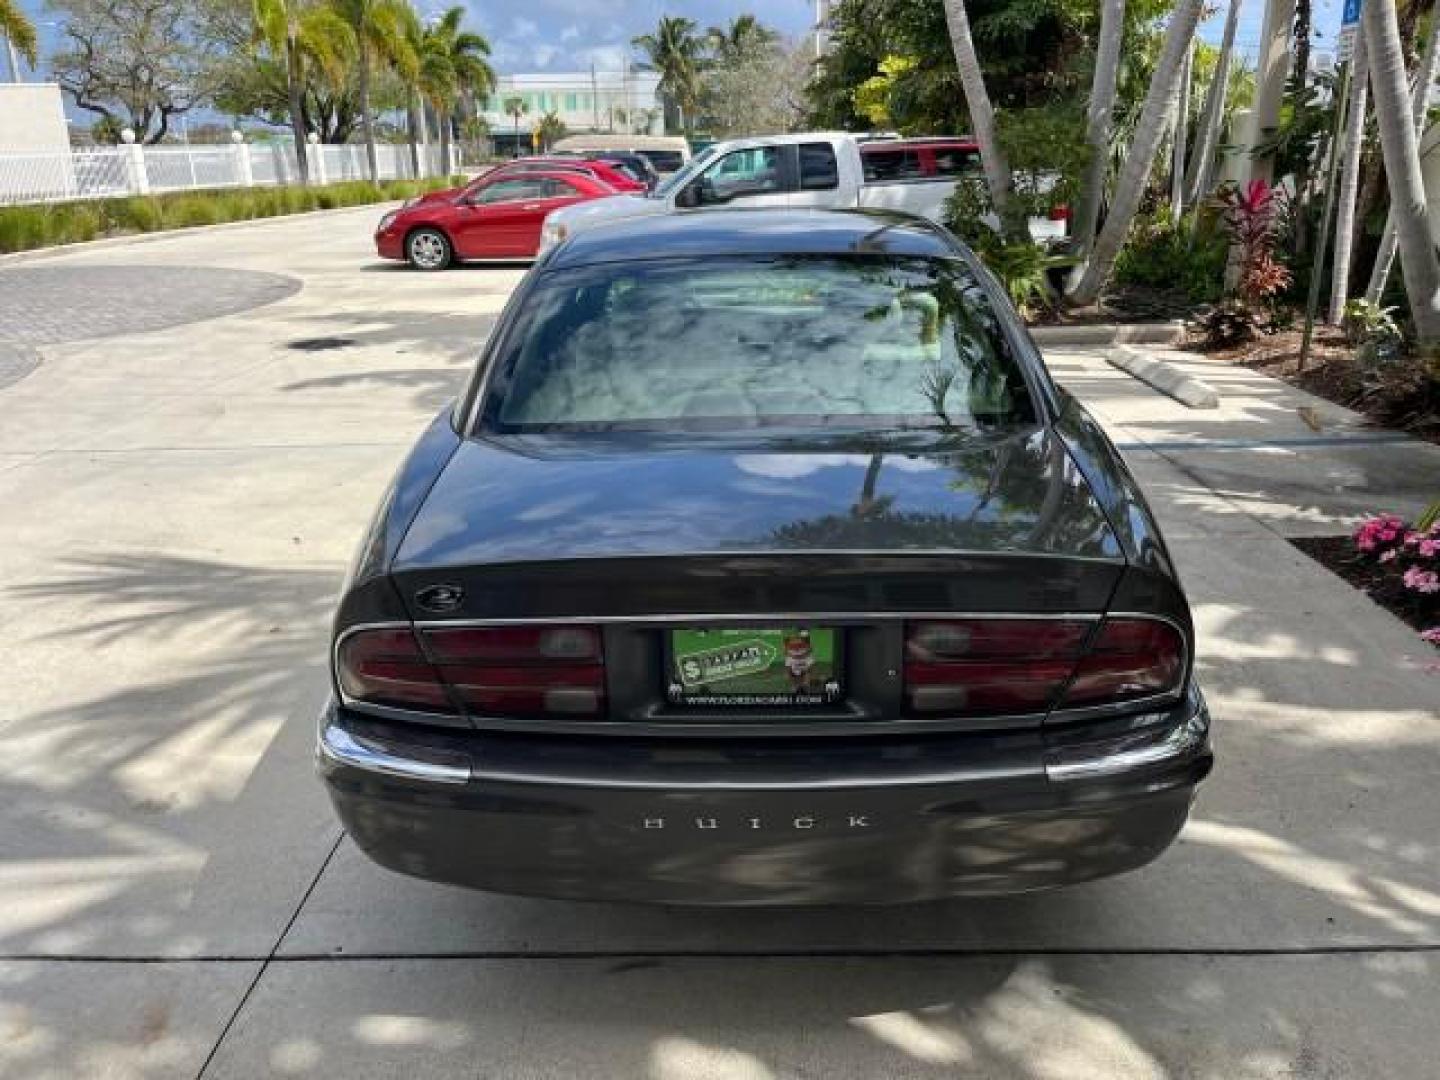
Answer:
[{"xmin": 1217, "ymin": 179, "xmax": 1293, "ymax": 308}]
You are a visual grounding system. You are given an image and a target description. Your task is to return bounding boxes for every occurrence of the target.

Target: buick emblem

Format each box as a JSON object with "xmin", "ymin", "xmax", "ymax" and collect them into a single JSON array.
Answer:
[{"xmin": 414, "ymin": 583, "xmax": 465, "ymax": 613}]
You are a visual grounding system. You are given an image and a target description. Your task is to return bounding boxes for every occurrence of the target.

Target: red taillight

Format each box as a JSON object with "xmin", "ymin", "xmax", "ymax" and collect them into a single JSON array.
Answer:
[
  {"xmin": 905, "ymin": 619, "xmax": 1091, "ymax": 716},
  {"xmin": 1048, "ymin": 204, "xmax": 1071, "ymax": 221},
  {"xmin": 336, "ymin": 624, "xmax": 605, "ymax": 718},
  {"xmin": 424, "ymin": 626, "xmax": 604, "ymax": 717},
  {"xmin": 904, "ymin": 616, "xmax": 1184, "ymax": 717},
  {"xmin": 1058, "ymin": 617, "xmax": 1184, "ymax": 708},
  {"xmin": 336, "ymin": 627, "xmax": 453, "ymax": 712}
]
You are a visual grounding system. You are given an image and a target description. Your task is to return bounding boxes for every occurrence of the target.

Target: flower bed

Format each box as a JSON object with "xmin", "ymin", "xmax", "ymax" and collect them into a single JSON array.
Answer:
[{"xmin": 1290, "ymin": 512, "xmax": 1440, "ymax": 649}]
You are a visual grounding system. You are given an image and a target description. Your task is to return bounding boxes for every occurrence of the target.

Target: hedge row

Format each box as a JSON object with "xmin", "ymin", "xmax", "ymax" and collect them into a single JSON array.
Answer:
[{"xmin": 0, "ymin": 176, "xmax": 464, "ymax": 255}]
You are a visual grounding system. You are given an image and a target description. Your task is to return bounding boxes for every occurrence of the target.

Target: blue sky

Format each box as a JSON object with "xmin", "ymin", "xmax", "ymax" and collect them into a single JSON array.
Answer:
[{"xmin": 12, "ymin": 0, "xmax": 1346, "ymax": 80}]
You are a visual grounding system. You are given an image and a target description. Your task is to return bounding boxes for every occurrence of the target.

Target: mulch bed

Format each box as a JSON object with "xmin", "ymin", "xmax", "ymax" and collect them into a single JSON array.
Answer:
[
  {"xmin": 1184, "ymin": 326, "xmax": 1440, "ymax": 445},
  {"xmin": 1291, "ymin": 535, "xmax": 1437, "ymax": 642}
]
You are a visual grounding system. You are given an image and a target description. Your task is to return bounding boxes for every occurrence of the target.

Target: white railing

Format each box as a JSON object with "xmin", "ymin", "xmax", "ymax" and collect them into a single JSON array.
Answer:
[{"xmin": 0, "ymin": 142, "xmax": 457, "ymax": 206}]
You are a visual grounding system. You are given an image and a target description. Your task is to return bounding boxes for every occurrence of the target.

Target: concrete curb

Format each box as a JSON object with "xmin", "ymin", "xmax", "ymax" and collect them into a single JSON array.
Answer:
[
  {"xmin": 1029, "ymin": 321, "xmax": 1187, "ymax": 347},
  {"xmin": 1105, "ymin": 345, "xmax": 1220, "ymax": 409},
  {"xmin": 0, "ymin": 202, "xmax": 390, "ymax": 266}
]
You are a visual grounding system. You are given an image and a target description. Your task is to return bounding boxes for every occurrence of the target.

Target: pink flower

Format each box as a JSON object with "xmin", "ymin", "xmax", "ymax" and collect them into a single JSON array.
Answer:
[
  {"xmin": 1423, "ymin": 627, "xmax": 1440, "ymax": 646},
  {"xmin": 1403, "ymin": 567, "xmax": 1440, "ymax": 594},
  {"xmin": 1420, "ymin": 539, "xmax": 1439, "ymax": 558},
  {"xmin": 1355, "ymin": 514, "xmax": 1407, "ymax": 553},
  {"xmin": 1380, "ymin": 549, "xmax": 1398, "ymax": 563}
]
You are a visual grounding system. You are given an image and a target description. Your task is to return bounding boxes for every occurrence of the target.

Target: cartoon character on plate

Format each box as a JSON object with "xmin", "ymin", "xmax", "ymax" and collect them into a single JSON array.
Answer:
[{"xmin": 783, "ymin": 630, "xmax": 816, "ymax": 692}]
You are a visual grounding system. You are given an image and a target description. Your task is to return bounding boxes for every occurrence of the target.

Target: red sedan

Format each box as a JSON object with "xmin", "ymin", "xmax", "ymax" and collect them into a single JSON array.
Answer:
[
  {"xmin": 375, "ymin": 168, "xmax": 619, "ymax": 270},
  {"xmin": 483, "ymin": 156, "xmax": 648, "ymax": 193}
]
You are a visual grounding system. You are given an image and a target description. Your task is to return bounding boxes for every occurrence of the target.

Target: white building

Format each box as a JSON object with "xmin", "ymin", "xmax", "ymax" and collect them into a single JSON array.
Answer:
[{"xmin": 478, "ymin": 70, "xmax": 663, "ymax": 149}]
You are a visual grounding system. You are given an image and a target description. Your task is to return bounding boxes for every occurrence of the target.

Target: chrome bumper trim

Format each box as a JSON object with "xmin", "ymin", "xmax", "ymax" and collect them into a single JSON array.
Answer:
[
  {"xmin": 318, "ymin": 712, "xmax": 471, "ymax": 785},
  {"xmin": 1044, "ymin": 689, "xmax": 1210, "ymax": 782}
]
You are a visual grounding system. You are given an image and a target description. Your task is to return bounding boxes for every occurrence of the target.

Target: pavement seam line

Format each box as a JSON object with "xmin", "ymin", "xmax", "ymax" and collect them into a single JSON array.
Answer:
[
  {"xmin": 7, "ymin": 943, "xmax": 1440, "ymax": 963},
  {"xmin": 192, "ymin": 828, "xmax": 346, "ymax": 1080}
]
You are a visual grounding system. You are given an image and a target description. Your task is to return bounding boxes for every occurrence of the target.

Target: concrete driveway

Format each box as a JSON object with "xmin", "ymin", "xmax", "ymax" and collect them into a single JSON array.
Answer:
[{"xmin": 1, "ymin": 209, "xmax": 1437, "ymax": 1079}]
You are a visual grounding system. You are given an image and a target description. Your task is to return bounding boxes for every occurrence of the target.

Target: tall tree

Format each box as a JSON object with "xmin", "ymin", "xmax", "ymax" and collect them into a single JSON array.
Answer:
[
  {"xmin": 252, "ymin": 0, "xmax": 354, "ymax": 183},
  {"xmin": 1067, "ymin": 0, "xmax": 1206, "ymax": 304},
  {"xmin": 1072, "ymin": 0, "xmax": 1127, "ymax": 256},
  {"xmin": 422, "ymin": 7, "xmax": 493, "ymax": 174},
  {"xmin": 633, "ymin": 15, "xmax": 705, "ymax": 136},
  {"xmin": 1362, "ymin": 0, "xmax": 1440, "ymax": 347},
  {"xmin": 1328, "ymin": 25, "xmax": 1369, "ymax": 324},
  {"xmin": 329, "ymin": 0, "xmax": 413, "ymax": 181},
  {"xmin": 50, "ymin": 0, "xmax": 216, "ymax": 143},
  {"xmin": 1366, "ymin": 8, "xmax": 1440, "ymax": 302},
  {"xmin": 1, "ymin": 0, "xmax": 38, "ymax": 76},
  {"xmin": 706, "ymin": 13, "xmax": 778, "ymax": 64},
  {"xmin": 941, "ymin": 0, "xmax": 1025, "ymax": 241},
  {"xmin": 1184, "ymin": 0, "xmax": 1243, "ymax": 204},
  {"xmin": 503, "ymin": 95, "xmax": 528, "ymax": 155}
]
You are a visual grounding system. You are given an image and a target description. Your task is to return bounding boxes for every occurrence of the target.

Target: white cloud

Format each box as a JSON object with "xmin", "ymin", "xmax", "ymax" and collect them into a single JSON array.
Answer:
[
  {"xmin": 560, "ymin": 25, "xmax": 580, "ymax": 42},
  {"xmin": 532, "ymin": 43, "xmax": 560, "ymax": 67},
  {"xmin": 576, "ymin": 44, "xmax": 628, "ymax": 72},
  {"xmin": 510, "ymin": 16, "xmax": 539, "ymax": 38}
]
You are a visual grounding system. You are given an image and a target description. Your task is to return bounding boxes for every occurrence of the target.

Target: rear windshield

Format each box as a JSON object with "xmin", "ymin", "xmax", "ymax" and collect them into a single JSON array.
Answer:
[
  {"xmin": 480, "ymin": 256, "xmax": 1034, "ymax": 434},
  {"xmin": 638, "ymin": 150, "xmax": 687, "ymax": 173}
]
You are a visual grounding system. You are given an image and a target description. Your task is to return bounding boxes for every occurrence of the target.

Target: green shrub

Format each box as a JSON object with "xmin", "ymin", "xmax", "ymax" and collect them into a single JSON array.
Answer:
[
  {"xmin": 1114, "ymin": 207, "xmax": 1229, "ymax": 303},
  {"xmin": 164, "ymin": 195, "xmax": 223, "ymax": 228},
  {"xmin": 0, "ymin": 206, "xmax": 49, "ymax": 252}
]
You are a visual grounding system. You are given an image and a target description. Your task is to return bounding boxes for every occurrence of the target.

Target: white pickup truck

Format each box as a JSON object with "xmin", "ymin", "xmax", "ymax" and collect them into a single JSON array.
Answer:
[{"xmin": 539, "ymin": 132, "xmax": 1065, "ymax": 254}]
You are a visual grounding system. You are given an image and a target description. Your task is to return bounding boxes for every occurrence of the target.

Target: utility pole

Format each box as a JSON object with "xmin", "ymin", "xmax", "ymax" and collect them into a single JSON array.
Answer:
[{"xmin": 590, "ymin": 63, "xmax": 599, "ymax": 131}]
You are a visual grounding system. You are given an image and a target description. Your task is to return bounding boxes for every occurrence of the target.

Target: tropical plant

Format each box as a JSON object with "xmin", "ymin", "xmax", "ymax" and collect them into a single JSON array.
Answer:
[
  {"xmin": 503, "ymin": 95, "xmax": 527, "ymax": 155},
  {"xmin": 1328, "ymin": 24, "xmax": 1370, "ymax": 325},
  {"xmin": 1, "ymin": 0, "xmax": 38, "ymax": 69},
  {"xmin": 1072, "ymin": 0, "xmax": 1125, "ymax": 256},
  {"xmin": 706, "ymin": 14, "xmax": 777, "ymax": 65},
  {"xmin": 252, "ymin": 0, "xmax": 355, "ymax": 184},
  {"xmin": 941, "ymin": 0, "xmax": 1025, "ymax": 242},
  {"xmin": 633, "ymin": 15, "xmax": 706, "ymax": 136},
  {"xmin": 329, "ymin": 0, "xmax": 415, "ymax": 182},
  {"xmin": 1366, "ymin": 4, "xmax": 1440, "ymax": 306},
  {"xmin": 418, "ymin": 6, "xmax": 494, "ymax": 174},
  {"xmin": 1066, "ymin": 0, "xmax": 1206, "ymax": 304},
  {"xmin": 1364, "ymin": 0, "xmax": 1440, "ymax": 354},
  {"xmin": 1183, "ymin": 0, "xmax": 1242, "ymax": 205},
  {"xmin": 535, "ymin": 110, "xmax": 566, "ymax": 151},
  {"xmin": 1114, "ymin": 206, "xmax": 1228, "ymax": 302},
  {"xmin": 1341, "ymin": 298, "xmax": 1402, "ymax": 353},
  {"xmin": 1217, "ymin": 179, "xmax": 1292, "ymax": 310}
]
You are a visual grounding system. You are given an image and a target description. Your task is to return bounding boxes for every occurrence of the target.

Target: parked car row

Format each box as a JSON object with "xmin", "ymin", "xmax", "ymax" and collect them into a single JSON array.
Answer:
[{"xmin": 374, "ymin": 133, "xmax": 1066, "ymax": 270}]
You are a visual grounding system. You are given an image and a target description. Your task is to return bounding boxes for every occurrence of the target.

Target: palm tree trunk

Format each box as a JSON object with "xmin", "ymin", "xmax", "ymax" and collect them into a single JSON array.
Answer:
[
  {"xmin": 285, "ymin": 37, "xmax": 311, "ymax": 185},
  {"xmin": 1327, "ymin": 26, "xmax": 1370, "ymax": 324},
  {"xmin": 1170, "ymin": 40, "xmax": 1194, "ymax": 221},
  {"xmin": 406, "ymin": 89, "xmax": 422, "ymax": 179},
  {"xmin": 1066, "ymin": 0, "xmax": 1206, "ymax": 305},
  {"xmin": 438, "ymin": 107, "xmax": 452, "ymax": 175},
  {"xmin": 1072, "ymin": 0, "xmax": 1126, "ymax": 256},
  {"xmin": 1365, "ymin": 10, "xmax": 1440, "ymax": 303},
  {"xmin": 1364, "ymin": 0, "xmax": 1440, "ymax": 347},
  {"xmin": 1184, "ymin": 0, "xmax": 1242, "ymax": 204},
  {"xmin": 357, "ymin": 40, "xmax": 379, "ymax": 183},
  {"xmin": 941, "ymin": 0, "xmax": 1025, "ymax": 242}
]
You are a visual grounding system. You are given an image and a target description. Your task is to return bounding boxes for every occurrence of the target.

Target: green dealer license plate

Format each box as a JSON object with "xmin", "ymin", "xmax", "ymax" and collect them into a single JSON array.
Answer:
[{"xmin": 666, "ymin": 627, "xmax": 843, "ymax": 708}]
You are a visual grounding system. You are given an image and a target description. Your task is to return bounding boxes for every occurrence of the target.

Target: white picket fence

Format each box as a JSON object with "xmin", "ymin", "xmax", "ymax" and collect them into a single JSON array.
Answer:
[{"xmin": 0, "ymin": 142, "xmax": 453, "ymax": 206}]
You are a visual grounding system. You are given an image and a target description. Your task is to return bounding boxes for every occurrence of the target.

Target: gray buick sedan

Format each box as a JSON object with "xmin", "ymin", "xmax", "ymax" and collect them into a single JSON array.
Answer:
[{"xmin": 318, "ymin": 208, "xmax": 1212, "ymax": 905}]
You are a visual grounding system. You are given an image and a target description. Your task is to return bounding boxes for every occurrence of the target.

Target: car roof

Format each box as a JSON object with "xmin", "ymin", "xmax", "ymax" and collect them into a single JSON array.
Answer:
[{"xmin": 545, "ymin": 208, "xmax": 960, "ymax": 269}]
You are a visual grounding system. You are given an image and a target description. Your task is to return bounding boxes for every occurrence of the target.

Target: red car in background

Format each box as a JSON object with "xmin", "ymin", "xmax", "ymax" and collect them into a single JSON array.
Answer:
[
  {"xmin": 484, "ymin": 156, "xmax": 648, "ymax": 193},
  {"xmin": 375, "ymin": 167, "xmax": 618, "ymax": 270}
]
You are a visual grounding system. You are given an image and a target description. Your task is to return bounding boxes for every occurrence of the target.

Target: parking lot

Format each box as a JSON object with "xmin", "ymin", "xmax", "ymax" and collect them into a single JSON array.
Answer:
[{"xmin": 2, "ymin": 206, "xmax": 1438, "ymax": 1078}]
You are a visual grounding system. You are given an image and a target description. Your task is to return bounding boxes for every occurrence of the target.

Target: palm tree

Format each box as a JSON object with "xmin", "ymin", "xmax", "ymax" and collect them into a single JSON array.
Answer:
[
  {"xmin": 535, "ymin": 109, "xmax": 566, "ymax": 151},
  {"xmin": 941, "ymin": 0, "xmax": 1025, "ymax": 242},
  {"xmin": 1, "ymin": 0, "xmax": 38, "ymax": 78},
  {"xmin": 423, "ymin": 7, "xmax": 494, "ymax": 174},
  {"xmin": 1072, "ymin": 0, "xmax": 1127, "ymax": 256},
  {"xmin": 1362, "ymin": 0, "xmax": 1440, "ymax": 349},
  {"xmin": 707, "ymin": 14, "xmax": 777, "ymax": 64},
  {"xmin": 1184, "ymin": 0, "xmax": 1244, "ymax": 205},
  {"xmin": 1066, "ymin": 0, "xmax": 1206, "ymax": 305},
  {"xmin": 329, "ymin": 0, "xmax": 414, "ymax": 182},
  {"xmin": 1366, "ymin": 9, "xmax": 1440, "ymax": 303},
  {"xmin": 254, "ymin": 0, "xmax": 355, "ymax": 184},
  {"xmin": 633, "ymin": 16, "xmax": 705, "ymax": 136},
  {"xmin": 503, "ymin": 96, "xmax": 528, "ymax": 156},
  {"xmin": 1327, "ymin": 26, "xmax": 1369, "ymax": 324}
]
